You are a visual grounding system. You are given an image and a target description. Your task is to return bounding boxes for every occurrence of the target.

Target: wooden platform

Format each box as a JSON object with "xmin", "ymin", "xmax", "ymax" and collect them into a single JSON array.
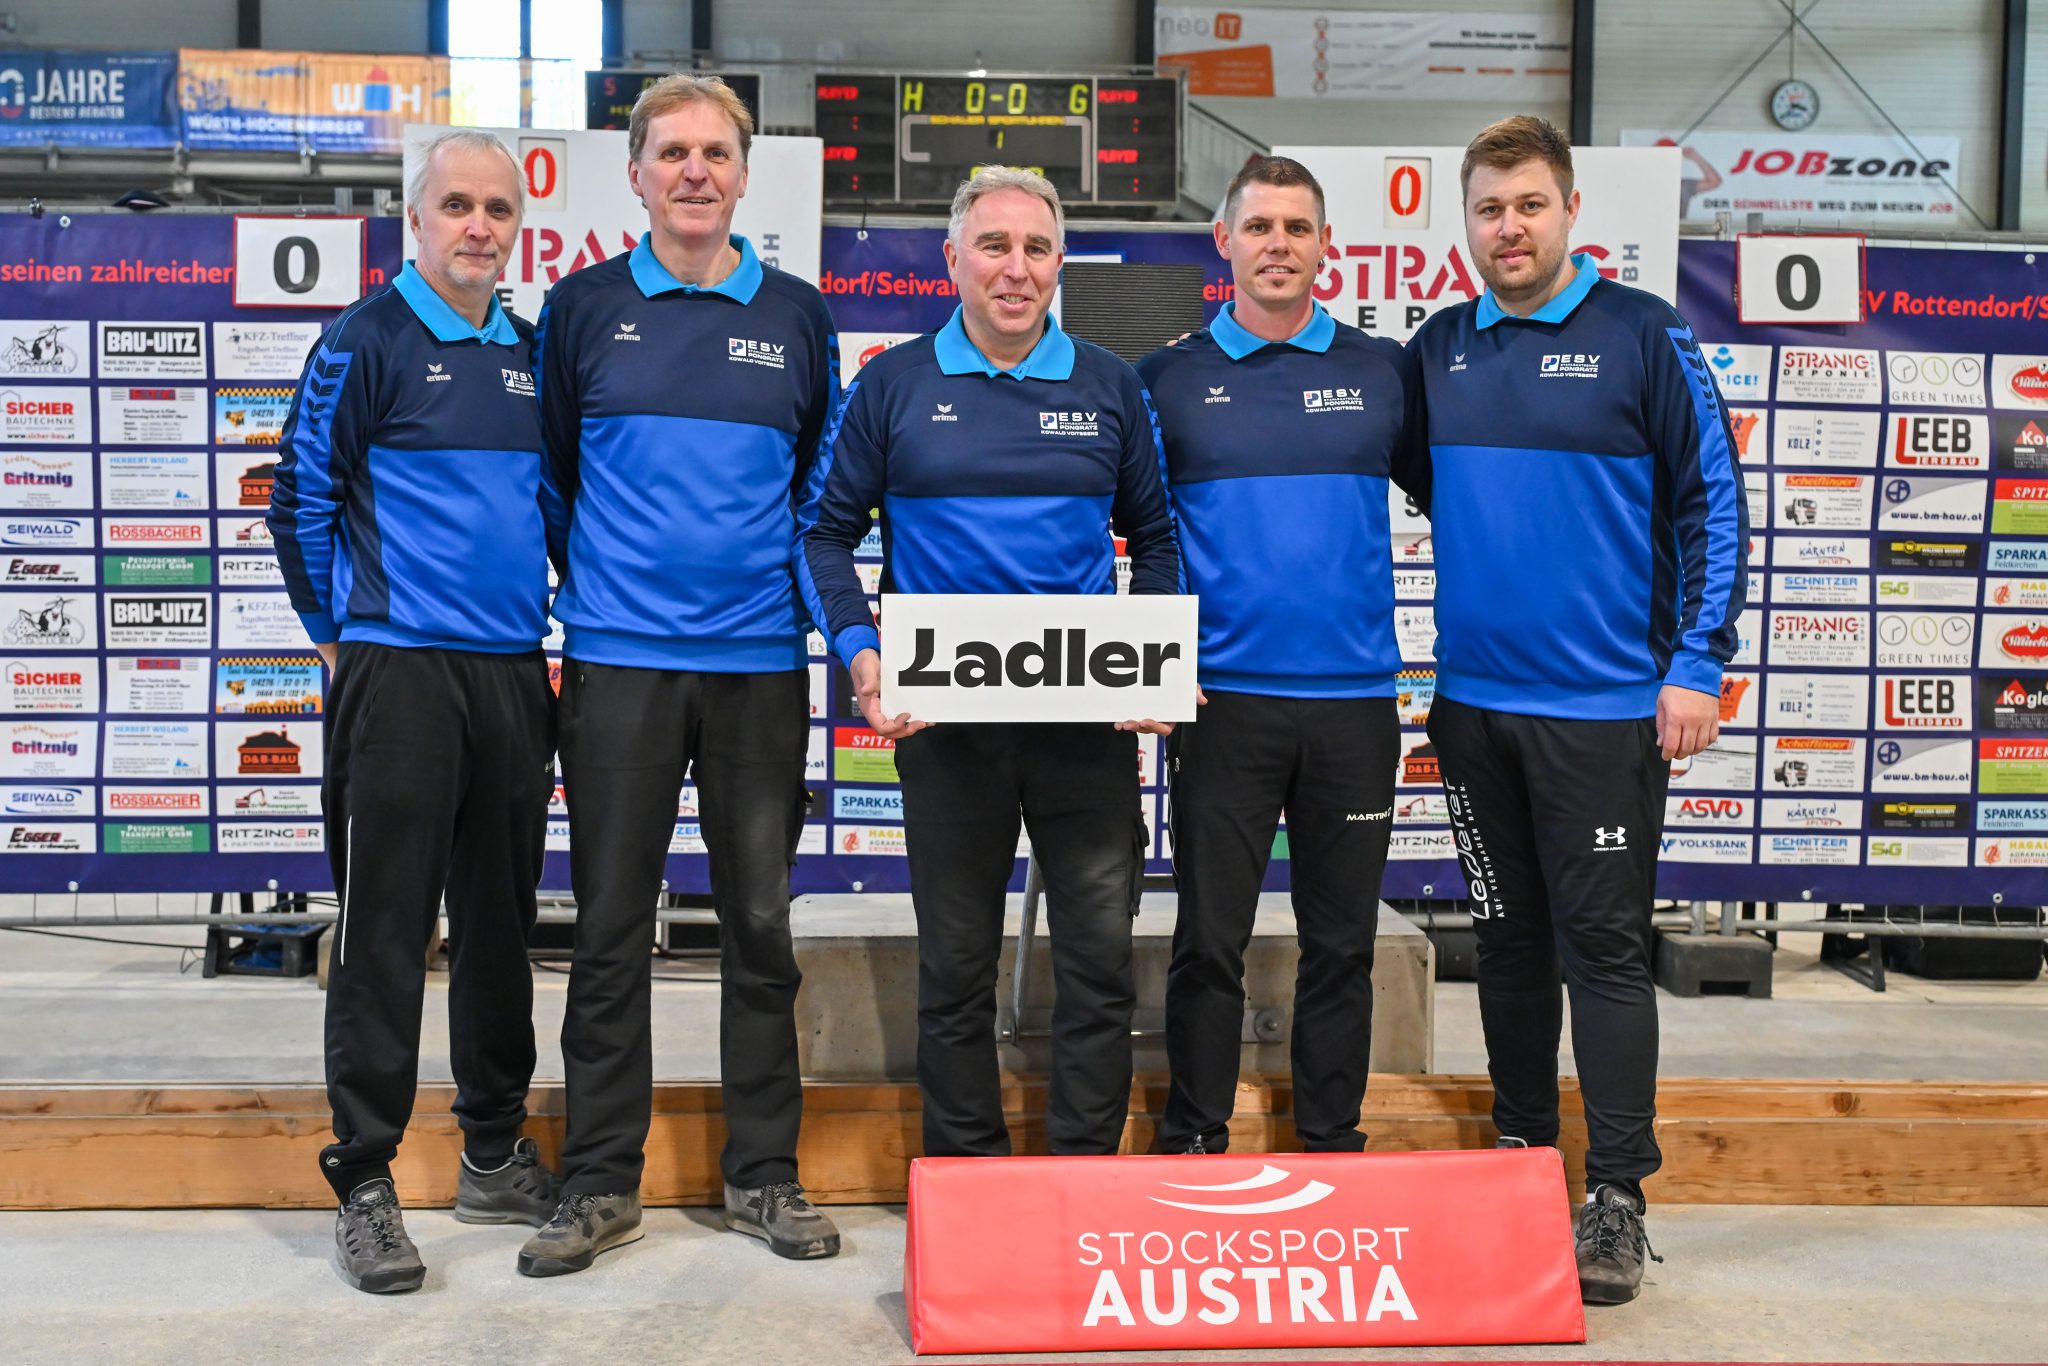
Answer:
[{"xmin": 5, "ymin": 1073, "xmax": 2044, "ymax": 1210}]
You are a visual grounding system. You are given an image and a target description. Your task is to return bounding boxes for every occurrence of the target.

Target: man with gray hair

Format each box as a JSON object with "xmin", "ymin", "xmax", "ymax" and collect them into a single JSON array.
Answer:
[
  {"xmin": 798, "ymin": 168, "xmax": 1183, "ymax": 1157},
  {"xmin": 270, "ymin": 127, "xmax": 560, "ymax": 1294}
]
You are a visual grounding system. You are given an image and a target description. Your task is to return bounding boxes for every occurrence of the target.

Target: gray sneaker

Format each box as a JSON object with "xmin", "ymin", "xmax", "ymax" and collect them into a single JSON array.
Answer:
[
  {"xmin": 454, "ymin": 1137, "xmax": 560, "ymax": 1226},
  {"xmin": 1575, "ymin": 1184, "xmax": 1662, "ymax": 1305},
  {"xmin": 516, "ymin": 1191, "xmax": 644, "ymax": 1277},
  {"xmin": 333, "ymin": 1178, "xmax": 425, "ymax": 1294},
  {"xmin": 1495, "ymin": 1136, "xmax": 1530, "ymax": 1149},
  {"xmin": 724, "ymin": 1180, "xmax": 841, "ymax": 1260}
]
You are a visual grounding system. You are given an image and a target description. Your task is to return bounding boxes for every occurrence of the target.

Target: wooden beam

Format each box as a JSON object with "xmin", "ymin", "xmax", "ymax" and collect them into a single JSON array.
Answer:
[{"xmin": 4, "ymin": 1075, "xmax": 2044, "ymax": 1210}]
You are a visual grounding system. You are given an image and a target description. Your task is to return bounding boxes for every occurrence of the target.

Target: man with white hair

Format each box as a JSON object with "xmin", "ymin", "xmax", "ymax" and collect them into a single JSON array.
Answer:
[
  {"xmin": 798, "ymin": 168, "xmax": 1183, "ymax": 1158},
  {"xmin": 270, "ymin": 128, "xmax": 560, "ymax": 1294}
]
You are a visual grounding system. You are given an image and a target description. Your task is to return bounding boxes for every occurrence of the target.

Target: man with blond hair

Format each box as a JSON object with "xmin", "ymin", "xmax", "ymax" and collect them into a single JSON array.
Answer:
[
  {"xmin": 521, "ymin": 74, "xmax": 842, "ymax": 1274},
  {"xmin": 798, "ymin": 168, "xmax": 1182, "ymax": 1159},
  {"xmin": 1409, "ymin": 115, "xmax": 1749, "ymax": 1304},
  {"xmin": 271, "ymin": 128, "xmax": 560, "ymax": 1294}
]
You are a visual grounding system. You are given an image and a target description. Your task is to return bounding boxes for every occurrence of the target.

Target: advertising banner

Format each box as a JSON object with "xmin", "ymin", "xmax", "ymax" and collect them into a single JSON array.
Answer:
[
  {"xmin": 1620, "ymin": 130, "xmax": 1964, "ymax": 227},
  {"xmin": 0, "ymin": 51, "xmax": 179, "ymax": 149},
  {"xmin": 1156, "ymin": 8, "xmax": 1569, "ymax": 102},
  {"xmin": 179, "ymin": 51, "xmax": 450, "ymax": 153},
  {"xmin": 403, "ymin": 124, "xmax": 824, "ymax": 318}
]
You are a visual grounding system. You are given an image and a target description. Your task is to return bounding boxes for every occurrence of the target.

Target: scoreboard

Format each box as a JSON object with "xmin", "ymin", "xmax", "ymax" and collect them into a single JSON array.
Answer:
[
  {"xmin": 585, "ymin": 70, "xmax": 763, "ymax": 132},
  {"xmin": 814, "ymin": 72, "xmax": 1181, "ymax": 207}
]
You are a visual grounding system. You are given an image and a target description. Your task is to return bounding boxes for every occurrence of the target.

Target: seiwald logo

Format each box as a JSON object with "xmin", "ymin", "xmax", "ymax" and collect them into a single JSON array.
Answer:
[{"xmin": 1147, "ymin": 1164, "xmax": 1335, "ymax": 1215}]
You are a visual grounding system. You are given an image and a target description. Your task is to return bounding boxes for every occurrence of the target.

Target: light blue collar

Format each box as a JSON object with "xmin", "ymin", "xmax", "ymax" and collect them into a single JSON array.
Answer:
[
  {"xmin": 393, "ymin": 262, "xmax": 518, "ymax": 345},
  {"xmin": 1209, "ymin": 301, "xmax": 1335, "ymax": 360},
  {"xmin": 932, "ymin": 305, "xmax": 1076, "ymax": 381},
  {"xmin": 1476, "ymin": 252, "xmax": 1602, "ymax": 329},
  {"xmin": 628, "ymin": 232, "xmax": 763, "ymax": 303}
]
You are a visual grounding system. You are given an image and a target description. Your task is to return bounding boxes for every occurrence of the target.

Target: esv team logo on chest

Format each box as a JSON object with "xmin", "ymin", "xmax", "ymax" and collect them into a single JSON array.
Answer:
[
  {"xmin": 1540, "ymin": 352, "xmax": 1600, "ymax": 379},
  {"xmin": 1040, "ymin": 410, "xmax": 1099, "ymax": 436},
  {"xmin": 502, "ymin": 368, "xmax": 535, "ymax": 397},
  {"xmin": 1302, "ymin": 388, "xmax": 1363, "ymax": 413},
  {"xmin": 728, "ymin": 337, "xmax": 786, "ymax": 369}
]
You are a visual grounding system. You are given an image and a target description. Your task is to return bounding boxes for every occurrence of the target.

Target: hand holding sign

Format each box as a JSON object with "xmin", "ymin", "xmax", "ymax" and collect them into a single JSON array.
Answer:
[{"xmin": 851, "ymin": 648, "xmax": 931, "ymax": 739}]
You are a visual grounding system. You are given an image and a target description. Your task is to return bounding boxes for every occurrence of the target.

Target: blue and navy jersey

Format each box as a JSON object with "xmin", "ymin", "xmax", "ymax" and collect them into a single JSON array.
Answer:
[
  {"xmin": 1138, "ymin": 303, "xmax": 1428, "ymax": 698},
  {"xmin": 1407, "ymin": 253, "xmax": 1750, "ymax": 720},
  {"xmin": 536, "ymin": 234, "xmax": 839, "ymax": 671},
  {"xmin": 797, "ymin": 307, "xmax": 1183, "ymax": 666},
  {"xmin": 268, "ymin": 263, "xmax": 548, "ymax": 653}
]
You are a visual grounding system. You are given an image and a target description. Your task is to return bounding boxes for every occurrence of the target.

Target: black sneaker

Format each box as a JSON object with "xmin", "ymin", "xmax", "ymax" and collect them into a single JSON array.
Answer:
[
  {"xmin": 516, "ymin": 1191, "xmax": 643, "ymax": 1277},
  {"xmin": 333, "ymin": 1178, "xmax": 425, "ymax": 1294},
  {"xmin": 724, "ymin": 1181, "xmax": 841, "ymax": 1260},
  {"xmin": 454, "ymin": 1137, "xmax": 560, "ymax": 1227},
  {"xmin": 1575, "ymin": 1184, "xmax": 1662, "ymax": 1305}
]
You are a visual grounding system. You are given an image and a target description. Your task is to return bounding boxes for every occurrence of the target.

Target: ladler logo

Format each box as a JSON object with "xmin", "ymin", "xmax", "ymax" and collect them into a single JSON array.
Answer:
[{"xmin": 898, "ymin": 627, "xmax": 1180, "ymax": 689}]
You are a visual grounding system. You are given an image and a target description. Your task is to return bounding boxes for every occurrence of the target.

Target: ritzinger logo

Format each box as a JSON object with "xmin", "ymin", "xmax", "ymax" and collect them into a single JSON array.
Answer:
[{"xmin": 728, "ymin": 337, "xmax": 787, "ymax": 369}]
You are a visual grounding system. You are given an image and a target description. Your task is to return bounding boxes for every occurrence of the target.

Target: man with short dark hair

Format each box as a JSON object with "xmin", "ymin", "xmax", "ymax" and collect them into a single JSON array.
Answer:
[
  {"xmin": 271, "ymin": 128, "xmax": 560, "ymax": 1295},
  {"xmin": 798, "ymin": 168, "xmax": 1182, "ymax": 1159},
  {"xmin": 1408, "ymin": 115, "xmax": 1749, "ymax": 1304},
  {"xmin": 524, "ymin": 73, "xmax": 842, "ymax": 1273},
  {"xmin": 1139, "ymin": 154, "xmax": 1426, "ymax": 1157}
]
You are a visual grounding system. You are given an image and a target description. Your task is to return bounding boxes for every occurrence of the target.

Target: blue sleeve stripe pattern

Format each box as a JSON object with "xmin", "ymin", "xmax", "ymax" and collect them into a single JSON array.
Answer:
[
  {"xmin": 1666, "ymin": 324, "xmax": 1748, "ymax": 678},
  {"xmin": 1142, "ymin": 385, "xmax": 1189, "ymax": 594},
  {"xmin": 268, "ymin": 302, "xmax": 368, "ymax": 641},
  {"xmin": 794, "ymin": 374, "xmax": 866, "ymax": 656},
  {"xmin": 534, "ymin": 300, "xmax": 573, "ymax": 572}
]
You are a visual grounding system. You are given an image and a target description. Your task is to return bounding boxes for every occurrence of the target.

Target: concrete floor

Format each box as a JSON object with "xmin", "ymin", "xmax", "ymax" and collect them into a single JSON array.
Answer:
[
  {"xmin": 2, "ymin": 914, "xmax": 2044, "ymax": 1085},
  {"xmin": 2, "ymin": 1204, "xmax": 2043, "ymax": 1364},
  {"xmin": 4, "ymin": 900, "xmax": 2046, "ymax": 1363}
]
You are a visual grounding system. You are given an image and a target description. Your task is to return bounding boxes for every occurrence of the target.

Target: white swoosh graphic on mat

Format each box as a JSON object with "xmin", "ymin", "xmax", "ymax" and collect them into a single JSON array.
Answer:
[
  {"xmin": 1148, "ymin": 1165, "xmax": 1337, "ymax": 1214},
  {"xmin": 1159, "ymin": 1163, "xmax": 1292, "ymax": 1192}
]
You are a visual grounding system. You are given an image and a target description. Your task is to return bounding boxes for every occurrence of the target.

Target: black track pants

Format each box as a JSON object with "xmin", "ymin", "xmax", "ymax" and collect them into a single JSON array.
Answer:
[
  {"xmin": 319, "ymin": 643, "xmax": 554, "ymax": 1200},
  {"xmin": 555, "ymin": 662, "xmax": 810, "ymax": 1195},
  {"xmin": 1427, "ymin": 695, "xmax": 1670, "ymax": 1201},
  {"xmin": 892, "ymin": 722, "xmax": 1144, "ymax": 1157},
  {"xmin": 1160, "ymin": 691, "xmax": 1398, "ymax": 1152}
]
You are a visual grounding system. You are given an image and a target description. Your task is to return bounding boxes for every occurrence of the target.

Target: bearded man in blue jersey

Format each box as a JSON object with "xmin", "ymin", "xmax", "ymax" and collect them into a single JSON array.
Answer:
[
  {"xmin": 1407, "ymin": 116, "xmax": 1749, "ymax": 1305},
  {"xmin": 1137, "ymin": 155, "xmax": 1428, "ymax": 1158}
]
